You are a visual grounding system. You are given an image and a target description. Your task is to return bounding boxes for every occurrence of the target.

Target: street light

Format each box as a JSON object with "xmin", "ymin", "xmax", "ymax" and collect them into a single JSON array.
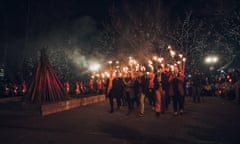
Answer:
[
  {"xmin": 205, "ymin": 56, "xmax": 218, "ymax": 71},
  {"xmin": 205, "ymin": 56, "xmax": 218, "ymax": 64}
]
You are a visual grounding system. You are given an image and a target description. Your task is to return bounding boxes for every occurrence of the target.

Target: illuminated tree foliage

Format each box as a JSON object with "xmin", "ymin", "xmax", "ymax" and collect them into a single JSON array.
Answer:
[
  {"xmin": 95, "ymin": 23, "xmax": 117, "ymax": 59},
  {"xmin": 166, "ymin": 11, "xmax": 209, "ymax": 71},
  {"xmin": 221, "ymin": 10, "xmax": 240, "ymax": 56},
  {"xmin": 100, "ymin": 0, "xmax": 239, "ymax": 72},
  {"xmin": 101, "ymin": 1, "xmax": 210, "ymax": 71},
  {"xmin": 48, "ymin": 49, "xmax": 72, "ymax": 81},
  {"xmin": 108, "ymin": 0, "xmax": 169, "ymax": 61}
]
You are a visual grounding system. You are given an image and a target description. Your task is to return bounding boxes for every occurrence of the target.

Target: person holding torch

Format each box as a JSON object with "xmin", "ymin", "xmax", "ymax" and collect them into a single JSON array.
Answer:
[
  {"xmin": 169, "ymin": 66, "xmax": 185, "ymax": 116},
  {"xmin": 154, "ymin": 66, "xmax": 162, "ymax": 117}
]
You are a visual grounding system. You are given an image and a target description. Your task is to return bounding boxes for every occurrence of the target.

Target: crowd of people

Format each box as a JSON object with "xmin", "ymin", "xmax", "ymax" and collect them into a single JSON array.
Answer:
[
  {"xmin": 104, "ymin": 67, "xmax": 240, "ymax": 117},
  {"xmin": 0, "ymin": 78, "xmax": 105, "ymax": 98},
  {"xmin": 63, "ymin": 79, "xmax": 105, "ymax": 96},
  {"xmin": 0, "ymin": 79, "xmax": 105, "ymax": 98},
  {"xmin": 0, "ymin": 81, "xmax": 27, "ymax": 97},
  {"xmin": 185, "ymin": 69, "xmax": 240, "ymax": 102},
  {"xmin": 105, "ymin": 65, "xmax": 186, "ymax": 117},
  {"xmin": 1, "ymin": 66, "xmax": 239, "ymax": 118}
]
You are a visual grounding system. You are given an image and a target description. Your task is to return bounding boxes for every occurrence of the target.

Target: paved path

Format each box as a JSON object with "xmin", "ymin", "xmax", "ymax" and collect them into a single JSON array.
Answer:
[{"xmin": 0, "ymin": 97, "xmax": 239, "ymax": 144}]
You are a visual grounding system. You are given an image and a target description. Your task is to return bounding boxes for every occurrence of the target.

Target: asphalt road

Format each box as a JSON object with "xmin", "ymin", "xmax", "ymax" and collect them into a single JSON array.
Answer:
[{"xmin": 0, "ymin": 96, "xmax": 239, "ymax": 144}]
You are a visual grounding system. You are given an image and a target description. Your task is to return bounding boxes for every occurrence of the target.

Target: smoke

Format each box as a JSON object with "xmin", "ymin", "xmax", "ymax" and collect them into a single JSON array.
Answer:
[
  {"xmin": 4, "ymin": 14, "xmax": 109, "ymax": 81},
  {"xmin": 62, "ymin": 16, "xmax": 108, "ymax": 72},
  {"xmin": 65, "ymin": 48, "xmax": 88, "ymax": 69}
]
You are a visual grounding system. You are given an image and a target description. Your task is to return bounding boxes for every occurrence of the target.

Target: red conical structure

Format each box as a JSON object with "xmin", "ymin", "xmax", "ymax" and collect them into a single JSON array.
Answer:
[{"xmin": 25, "ymin": 49, "xmax": 69, "ymax": 103}]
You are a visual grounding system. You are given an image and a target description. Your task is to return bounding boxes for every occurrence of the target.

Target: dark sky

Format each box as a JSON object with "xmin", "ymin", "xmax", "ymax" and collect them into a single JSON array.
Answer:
[
  {"xmin": 0, "ymin": 1, "xmax": 107, "ymax": 27},
  {"xmin": 0, "ymin": 0, "xmax": 105, "ymax": 39},
  {"xmin": 0, "ymin": 0, "xmax": 239, "ymax": 38}
]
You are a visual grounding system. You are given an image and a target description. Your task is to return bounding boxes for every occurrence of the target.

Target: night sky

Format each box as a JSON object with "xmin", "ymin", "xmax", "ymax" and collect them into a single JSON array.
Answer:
[
  {"xmin": 0, "ymin": 0, "xmax": 110, "ymax": 40},
  {"xmin": 1, "ymin": 0, "xmax": 238, "ymax": 40},
  {"xmin": 0, "ymin": 0, "xmax": 238, "ymax": 46}
]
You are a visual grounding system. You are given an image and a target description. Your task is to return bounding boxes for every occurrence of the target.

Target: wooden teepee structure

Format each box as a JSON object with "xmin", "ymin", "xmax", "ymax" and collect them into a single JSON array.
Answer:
[{"xmin": 24, "ymin": 49, "xmax": 69, "ymax": 103}]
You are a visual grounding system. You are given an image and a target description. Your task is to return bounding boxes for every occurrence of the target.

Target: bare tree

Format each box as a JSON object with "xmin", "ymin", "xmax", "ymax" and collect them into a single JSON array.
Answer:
[
  {"xmin": 95, "ymin": 23, "xmax": 117, "ymax": 59},
  {"xmin": 108, "ymin": 0, "xmax": 169, "ymax": 61},
  {"xmin": 222, "ymin": 10, "xmax": 240, "ymax": 56},
  {"xmin": 166, "ymin": 11, "xmax": 209, "ymax": 71}
]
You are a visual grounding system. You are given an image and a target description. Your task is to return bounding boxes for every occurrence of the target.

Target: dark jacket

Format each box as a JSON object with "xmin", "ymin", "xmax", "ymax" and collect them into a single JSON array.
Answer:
[{"xmin": 136, "ymin": 76, "xmax": 147, "ymax": 95}]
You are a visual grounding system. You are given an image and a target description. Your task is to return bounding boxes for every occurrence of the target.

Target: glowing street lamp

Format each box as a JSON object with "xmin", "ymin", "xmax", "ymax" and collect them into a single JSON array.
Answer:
[
  {"xmin": 205, "ymin": 56, "xmax": 218, "ymax": 71},
  {"xmin": 205, "ymin": 56, "xmax": 218, "ymax": 64}
]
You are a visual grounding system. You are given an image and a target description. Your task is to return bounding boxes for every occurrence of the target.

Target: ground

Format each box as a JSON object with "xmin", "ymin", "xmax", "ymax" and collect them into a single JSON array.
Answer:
[{"xmin": 0, "ymin": 96, "xmax": 239, "ymax": 144}]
